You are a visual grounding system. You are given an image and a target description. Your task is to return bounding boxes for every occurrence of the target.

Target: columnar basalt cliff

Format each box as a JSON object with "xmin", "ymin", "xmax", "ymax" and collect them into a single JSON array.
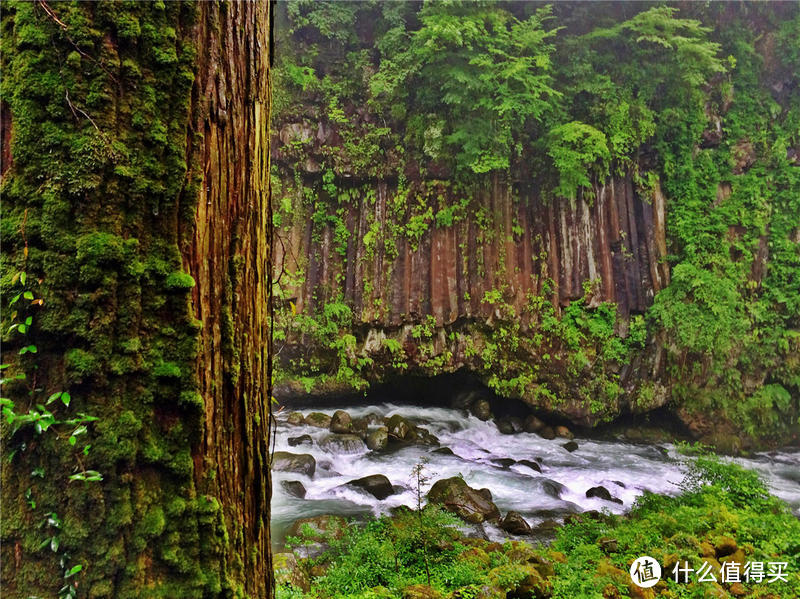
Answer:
[{"xmin": 271, "ymin": 1, "xmax": 799, "ymax": 448}]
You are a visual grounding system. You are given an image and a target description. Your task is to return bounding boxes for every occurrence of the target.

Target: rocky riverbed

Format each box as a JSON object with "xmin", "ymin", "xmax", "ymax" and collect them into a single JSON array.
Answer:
[{"xmin": 271, "ymin": 401, "xmax": 800, "ymax": 549}]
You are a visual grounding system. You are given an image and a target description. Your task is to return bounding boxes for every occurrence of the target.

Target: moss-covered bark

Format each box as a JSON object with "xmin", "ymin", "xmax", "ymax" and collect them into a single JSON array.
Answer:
[{"xmin": 1, "ymin": 1, "xmax": 272, "ymax": 597}]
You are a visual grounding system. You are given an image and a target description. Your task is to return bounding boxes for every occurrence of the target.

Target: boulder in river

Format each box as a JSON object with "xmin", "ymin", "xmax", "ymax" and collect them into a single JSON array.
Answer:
[
  {"xmin": 427, "ymin": 476, "xmax": 500, "ymax": 524},
  {"xmin": 491, "ymin": 458, "xmax": 516, "ymax": 469},
  {"xmin": 329, "ymin": 409, "xmax": 353, "ymax": 434},
  {"xmin": 469, "ymin": 399, "xmax": 492, "ymax": 421},
  {"xmin": 346, "ymin": 474, "xmax": 395, "ymax": 500},
  {"xmin": 415, "ymin": 426, "xmax": 440, "ymax": 446},
  {"xmin": 273, "ymin": 452, "xmax": 316, "ymax": 477},
  {"xmin": 281, "ymin": 480, "xmax": 307, "ymax": 499},
  {"xmin": 524, "ymin": 414, "xmax": 545, "ymax": 433},
  {"xmin": 318, "ymin": 434, "xmax": 367, "ymax": 454},
  {"xmin": 366, "ymin": 427, "xmax": 389, "ymax": 451},
  {"xmin": 562, "ymin": 441, "xmax": 579, "ymax": 452},
  {"xmin": 586, "ymin": 485, "xmax": 623, "ymax": 504},
  {"xmin": 286, "ymin": 412, "xmax": 305, "ymax": 426},
  {"xmin": 287, "ymin": 434, "xmax": 312, "ymax": 447},
  {"xmin": 387, "ymin": 414, "xmax": 414, "ymax": 441},
  {"xmin": 433, "ymin": 447, "xmax": 454, "ymax": 456},
  {"xmin": 539, "ymin": 426, "xmax": 556, "ymax": 440},
  {"xmin": 304, "ymin": 412, "xmax": 332, "ymax": 429},
  {"xmin": 517, "ymin": 459, "xmax": 542, "ymax": 473},
  {"xmin": 500, "ymin": 511, "xmax": 532, "ymax": 535},
  {"xmin": 541, "ymin": 479, "xmax": 566, "ymax": 499},
  {"xmin": 554, "ymin": 425, "xmax": 573, "ymax": 439},
  {"xmin": 361, "ymin": 412, "xmax": 384, "ymax": 426}
]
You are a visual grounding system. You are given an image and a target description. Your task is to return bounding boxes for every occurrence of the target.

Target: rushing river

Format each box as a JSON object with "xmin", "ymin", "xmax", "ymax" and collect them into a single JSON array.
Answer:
[{"xmin": 271, "ymin": 402, "xmax": 800, "ymax": 547}]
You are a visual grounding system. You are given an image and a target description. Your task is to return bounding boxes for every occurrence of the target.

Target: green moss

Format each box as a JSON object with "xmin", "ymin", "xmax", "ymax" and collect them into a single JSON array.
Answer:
[{"xmin": 165, "ymin": 271, "xmax": 196, "ymax": 289}]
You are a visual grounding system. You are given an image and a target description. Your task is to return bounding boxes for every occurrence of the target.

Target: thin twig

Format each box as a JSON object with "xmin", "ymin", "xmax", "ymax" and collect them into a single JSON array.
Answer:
[{"xmin": 65, "ymin": 89, "xmax": 99, "ymax": 131}]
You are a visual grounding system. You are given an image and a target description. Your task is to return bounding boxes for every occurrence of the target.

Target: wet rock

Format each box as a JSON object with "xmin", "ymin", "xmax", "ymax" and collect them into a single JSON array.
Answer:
[
  {"xmin": 361, "ymin": 412, "xmax": 384, "ymax": 426},
  {"xmin": 428, "ymin": 476, "xmax": 500, "ymax": 524},
  {"xmin": 517, "ymin": 459, "xmax": 542, "ymax": 473},
  {"xmin": 562, "ymin": 441, "xmax": 579, "ymax": 452},
  {"xmin": 286, "ymin": 412, "xmax": 305, "ymax": 426},
  {"xmin": 499, "ymin": 564, "xmax": 549, "ymax": 599},
  {"xmin": 318, "ymin": 434, "xmax": 367, "ymax": 454},
  {"xmin": 495, "ymin": 418, "xmax": 515, "ymax": 435},
  {"xmin": 273, "ymin": 452, "xmax": 316, "ymax": 477},
  {"xmin": 350, "ymin": 417, "xmax": 368, "ymax": 438},
  {"xmin": 554, "ymin": 425, "xmax": 573, "ymax": 439},
  {"xmin": 539, "ymin": 426, "xmax": 556, "ymax": 440},
  {"xmin": 366, "ymin": 427, "xmax": 388, "ymax": 451},
  {"xmin": 281, "ymin": 480, "xmax": 307, "ymax": 499},
  {"xmin": 433, "ymin": 447, "xmax": 454, "ymax": 456},
  {"xmin": 586, "ymin": 486, "xmax": 623, "ymax": 504},
  {"xmin": 346, "ymin": 474, "xmax": 395, "ymax": 500},
  {"xmin": 524, "ymin": 415, "xmax": 545, "ymax": 433},
  {"xmin": 415, "ymin": 426, "xmax": 440, "ymax": 446},
  {"xmin": 612, "ymin": 480, "xmax": 626, "ymax": 488},
  {"xmin": 500, "ymin": 511, "xmax": 532, "ymax": 535},
  {"xmin": 541, "ymin": 479, "xmax": 566, "ymax": 499},
  {"xmin": 330, "ymin": 409, "xmax": 353, "ymax": 434},
  {"xmin": 287, "ymin": 434, "xmax": 312, "ymax": 447},
  {"xmin": 491, "ymin": 458, "xmax": 516, "ymax": 469},
  {"xmin": 387, "ymin": 414, "xmax": 414, "ymax": 440},
  {"xmin": 274, "ymin": 552, "xmax": 309, "ymax": 592},
  {"xmin": 477, "ymin": 488, "xmax": 493, "ymax": 501},
  {"xmin": 304, "ymin": 412, "xmax": 332, "ymax": 429},
  {"xmin": 470, "ymin": 399, "xmax": 493, "ymax": 421}
]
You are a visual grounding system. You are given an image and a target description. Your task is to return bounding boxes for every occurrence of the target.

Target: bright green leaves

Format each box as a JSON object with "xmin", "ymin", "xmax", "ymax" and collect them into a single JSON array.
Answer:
[
  {"xmin": 374, "ymin": 2, "xmax": 559, "ymax": 174},
  {"xmin": 547, "ymin": 121, "xmax": 610, "ymax": 199}
]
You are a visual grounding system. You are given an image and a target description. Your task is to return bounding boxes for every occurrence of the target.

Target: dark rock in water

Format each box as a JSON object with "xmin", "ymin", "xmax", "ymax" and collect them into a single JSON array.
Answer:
[
  {"xmin": 350, "ymin": 417, "xmax": 368, "ymax": 437},
  {"xmin": 361, "ymin": 412, "xmax": 383, "ymax": 426},
  {"xmin": 470, "ymin": 399, "xmax": 492, "ymax": 421},
  {"xmin": 586, "ymin": 485, "xmax": 623, "ymax": 504},
  {"xmin": 281, "ymin": 480, "xmax": 307, "ymax": 499},
  {"xmin": 539, "ymin": 426, "xmax": 556, "ymax": 440},
  {"xmin": 495, "ymin": 417, "xmax": 521, "ymax": 435},
  {"xmin": 433, "ymin": 447, "xmax": 454, "ymax": 456},
  {"xmin": 612, "ymin": 480, "xmax": 626, "ymax": 488},
  {"xmin": 286, "ymin": 412, "xmax": 305, "ymax": 426},
  {"xmin": 287, "ymin": 434, "xmax": 313, "ymax": 447},
  {"xmin": 304, "ymin": 412, "xmax": 332, "ymax": 429},
  {"xmin": 541, "ymin": 479, "xmax": 566, "ymax": 499},
  {"xmin": 346, "ymin": 474, "xmax": 395, "ymax": 500},
  {"xmin": 387, "ymin": 414, "xmax": 413, "ymax": 440},
  {"xmin": 477, "ymin": 488, "xmax": 492, "ymax": 501},
  {"xmin": 491, "ymin": 458, "xmax": 516, "ymax": 469},
  {"xmin": 330, "ymin": 410, "xmax": 353, "ymax": 434},
  {"xmin": 273, "ymin": 452, "xmax": 316, "ymax": 477},
  {"xmin": 366, "ymin": 427, "xmax": 388, "ymax": 451},
  {"xmin": 428, "ymin": 476, "xmax": 500, "ymax": 523},
  {"xmin": 318, "ymin": 434, "xmax": 367, "ymax": 454},
  {"xmin": 517, "ymin": 459, "xmax": 542, "ymax": 473},
  {"xmin": 554, "ymin": 425, "xmax": 573, "ymax": 439},
  {"xmin": 524, "ymin": 414, "xmax": 545, "ymax": 433},
  {"xmin": 562, "ymin": 441, "xmax": 579, "ymax": 452},
  {"xmin": 500, "ymin": 511, "xmax": 532, "ymax": 535},
  {"xmin": 415, "ymin": 426, "xmax": 440, "ymax": 446}
]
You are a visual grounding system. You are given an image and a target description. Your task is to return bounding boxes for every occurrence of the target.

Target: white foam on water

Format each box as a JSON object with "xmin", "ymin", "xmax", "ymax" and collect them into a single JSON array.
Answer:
[{"xmin": 271, "ymin": 403, "xmax": 800, "ymax": 545}]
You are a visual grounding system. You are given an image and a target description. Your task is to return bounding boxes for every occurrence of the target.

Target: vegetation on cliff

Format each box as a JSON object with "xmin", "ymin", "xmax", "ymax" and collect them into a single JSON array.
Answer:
[{"xmin": 272, "ymin": 1, "xmax": 799, "ymax": 447}]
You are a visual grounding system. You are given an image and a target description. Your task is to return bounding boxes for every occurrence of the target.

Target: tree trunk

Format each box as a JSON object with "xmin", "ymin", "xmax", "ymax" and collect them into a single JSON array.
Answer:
[{"xmin": 1, "ymin": 1, "xmax": 272, "ymax": 597}]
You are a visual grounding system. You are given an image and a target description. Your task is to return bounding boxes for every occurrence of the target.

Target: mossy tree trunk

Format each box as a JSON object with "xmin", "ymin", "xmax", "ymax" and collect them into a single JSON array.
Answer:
[{"xmin": 1, "ymin": 1, "xmax": 272, "ymax": 597}]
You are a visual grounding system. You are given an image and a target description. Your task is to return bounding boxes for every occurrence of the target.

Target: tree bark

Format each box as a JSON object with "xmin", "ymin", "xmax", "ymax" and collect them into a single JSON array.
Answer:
[{"xmin": 1, "ymin": 1, "xmax": 272, "ymax": 597}]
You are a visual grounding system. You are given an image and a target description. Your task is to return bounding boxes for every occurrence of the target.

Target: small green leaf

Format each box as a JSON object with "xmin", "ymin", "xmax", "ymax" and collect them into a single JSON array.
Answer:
[
  {"xmin": 23, "ymin": 291, "xmax": 34, "ymax": 300},
  {"xmin": 46, "ymin": 392, "xmax": 62, "ymax": 405},
  {"xmin": 25, "ymin": 316, "xmax": 33, "ymax": 326},
  {"xmin": 18, "ymin": 324, "xmax": 27, "ymax": 334},
  {"xmin": 51, "ymin": 536, "xmax": 60, "ymax": 552},
  {"xmin": 20, "ymin": 272, "xmax": 27, "ymax": 285},
  {"xmin": 61, "ymin": 392, "xmax": 71, "ymax": 407},
  {"xmin": 65, "ymin": 564, "xmax": 82, "ymax": 578},
  {"xmin": 10, "ymin": 292, "xmax": 21, "ymax": 305},
  {"xmin": 69, "ymin": 436, "xmax": 77, "ymax": 446}
]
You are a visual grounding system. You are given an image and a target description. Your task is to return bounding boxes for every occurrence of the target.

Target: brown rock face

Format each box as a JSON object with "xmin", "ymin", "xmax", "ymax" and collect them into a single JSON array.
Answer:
[{"xmin": 276, "ymin": 174, "xmax": 669, "ymax": 326}]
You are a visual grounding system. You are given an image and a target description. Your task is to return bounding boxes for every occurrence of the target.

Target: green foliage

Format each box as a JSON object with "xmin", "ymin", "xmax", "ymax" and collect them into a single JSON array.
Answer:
[{"xmin": 547, "ymin": 121, "xmax": 610, "ymax": 199}]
